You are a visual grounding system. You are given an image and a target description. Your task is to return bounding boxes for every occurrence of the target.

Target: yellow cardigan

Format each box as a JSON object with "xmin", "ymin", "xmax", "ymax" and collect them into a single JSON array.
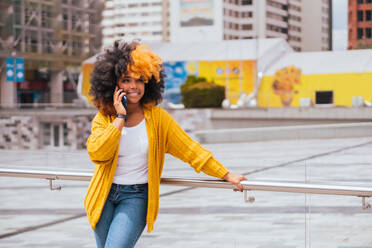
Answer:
[{"xmin": 84, "ymin": 105, "xmax": 229, "ymax": 232}]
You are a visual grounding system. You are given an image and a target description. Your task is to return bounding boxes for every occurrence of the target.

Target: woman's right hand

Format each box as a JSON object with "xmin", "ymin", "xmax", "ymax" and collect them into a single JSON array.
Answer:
[{"xmin": 113, "ymin": 86, "xmax": 127, "ymax": 115}]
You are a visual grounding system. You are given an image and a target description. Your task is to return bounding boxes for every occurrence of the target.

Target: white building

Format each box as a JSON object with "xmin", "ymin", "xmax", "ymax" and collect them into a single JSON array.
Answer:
[
  {"xmin": 101, "ymin": 0, "xmax": 170, "ymax": 46},
  {"xmin": 170, "ymin": 0, "xmax": 332, "ymax": 52}
]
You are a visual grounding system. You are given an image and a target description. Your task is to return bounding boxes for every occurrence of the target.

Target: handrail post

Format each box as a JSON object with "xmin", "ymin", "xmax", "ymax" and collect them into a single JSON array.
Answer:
[
  {"xmin": 362, "ymin": 196, "xmax": 371, "ymax": 210},
  {"xmin": 48, "ymin": 179, "xmax": 61, "ymax": 191},
  {"xmin": 244, "ymin": 190, "xmax": 255, "ymax": 203}
]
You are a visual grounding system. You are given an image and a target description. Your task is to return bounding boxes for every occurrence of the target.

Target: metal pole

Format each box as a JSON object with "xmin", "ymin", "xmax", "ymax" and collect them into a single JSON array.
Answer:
[{"xmin": 1, "ymin": 168, "xmax": 372, "ymax": 197}]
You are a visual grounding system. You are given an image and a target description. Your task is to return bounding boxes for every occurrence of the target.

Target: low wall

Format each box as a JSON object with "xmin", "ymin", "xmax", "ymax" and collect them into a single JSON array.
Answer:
[
  {"xmin": 194, "ymin": 122, "xmax": 372, "ymax": 144},
  {"xmin": 0, "ymin": 109, "xmax": 94, "ymax": 150},
  {"xmin": 209, "ymin": 107, "xmax": 372, "ymax": 128},
  {"xmin": 1, "ymin": 107, "xmax": 372, "ymax": 149}
]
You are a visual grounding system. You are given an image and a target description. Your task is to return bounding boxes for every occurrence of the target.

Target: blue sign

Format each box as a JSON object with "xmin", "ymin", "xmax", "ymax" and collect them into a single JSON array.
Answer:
[
  {"xmin": 5, "ymin": 57, "xmax": 25, "ymax": 82},
  {"xmin": 15, "ymin": 58, "xmax": 24, "ymax": 82},
  {"xmin": 6, "ymin": 57, "xmax": 15, "ymax": 82}
]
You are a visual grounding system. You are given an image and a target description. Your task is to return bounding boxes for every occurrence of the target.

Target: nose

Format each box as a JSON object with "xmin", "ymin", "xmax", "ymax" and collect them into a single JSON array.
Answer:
[{"xmin": 129, "ymin": 79, "xmax": 136, "ymax": 89}]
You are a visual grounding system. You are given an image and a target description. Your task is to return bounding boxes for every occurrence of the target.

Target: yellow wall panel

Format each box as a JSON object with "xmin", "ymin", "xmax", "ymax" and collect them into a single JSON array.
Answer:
[
  {"xmin": 258, "ymin": 72, "xmax": 372, "ymax": 107},
  {"xmin": 82, "ymin": 63, "xmax": 94, "ymax": 104},
  {"xmin": 199, "ymin": 60, "xmax": 256, "ymax": 104}
]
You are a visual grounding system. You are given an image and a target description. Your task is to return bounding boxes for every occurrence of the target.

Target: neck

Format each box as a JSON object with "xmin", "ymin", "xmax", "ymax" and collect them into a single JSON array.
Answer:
[{"xmin": 126, "ymin": 102, "xmax": 142, "ymax": 115}]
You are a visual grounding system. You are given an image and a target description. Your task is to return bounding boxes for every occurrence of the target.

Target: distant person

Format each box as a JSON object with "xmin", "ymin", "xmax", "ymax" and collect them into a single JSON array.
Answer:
[{"xmin": 85, "ymin": 40, "xmax": 247, "ymax": 248}]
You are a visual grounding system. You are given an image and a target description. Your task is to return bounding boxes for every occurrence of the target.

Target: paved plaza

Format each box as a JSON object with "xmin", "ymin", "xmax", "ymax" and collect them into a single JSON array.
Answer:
[{"xmin": 1, "ymin": 137, "xmax": 372, "ymax": 247}]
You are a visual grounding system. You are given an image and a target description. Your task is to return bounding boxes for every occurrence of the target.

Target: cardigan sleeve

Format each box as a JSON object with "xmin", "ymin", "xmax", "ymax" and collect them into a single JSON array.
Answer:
[
  {"xmin": 86, "ymin": 113, "xmax": 121, "ymax": 164},
  {"xmin": 164, "ymin": 110, "xmax": 229, "ymax": 179}
]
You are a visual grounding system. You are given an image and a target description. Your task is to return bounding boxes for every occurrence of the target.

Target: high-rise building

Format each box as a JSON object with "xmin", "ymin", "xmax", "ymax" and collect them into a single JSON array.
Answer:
[
  {"xmin": 0, "ymin": 0, "xmax": 104, "ymax": 107},
  {"xmin": 301, "ymin": 0, "xmax": 332, "ymax": 51},
  {"xmin": 102, "ymin": 0, "xmax": 170, "ymax": 46},
  {"xmin": 348, "ymin": 0, "xmax": 372, "ymax": 49},
  {"xmin": 170, "ymin": 0, "xmax": 332, "ymax": 52}
]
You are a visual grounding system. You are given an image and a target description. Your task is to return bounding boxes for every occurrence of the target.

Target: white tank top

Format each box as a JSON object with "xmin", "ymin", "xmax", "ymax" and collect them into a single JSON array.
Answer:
[{"xmin": 113, "ymin": 118, "xmax": 148, "ymax": 185}]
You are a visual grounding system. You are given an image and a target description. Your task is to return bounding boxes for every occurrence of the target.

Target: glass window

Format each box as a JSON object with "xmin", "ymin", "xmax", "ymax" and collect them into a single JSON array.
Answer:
[
  {"xmin": 242, "ymin": 0, "xmax": 252, "ymax": 5},
  {"xmin": 366, "ymin": 28, "xmax": 371, "ymax": 39},
  {"xmin": 366, "ymin": 10, "xmax": 371, "ymax": 21},
  {"xmin": 53, "ymin": 124, "xmax": 59, "ymax": 147},
  {"xmin": 358, "ymin": 10, "xmax": 364, "ymax": 21},
  {"xmin": 242, "ymin": 24, "xmax": 252, "ymax": 30},
  {"xmin": 358, "ymin": 28, "xmax": 364, "ymax": 39},
  {"xmin": 43, "ymin": 123, "xmax": 51, "ymax": 146},
  {"xmin": 63, "ymin": 123, "xmax": 68, "ymax": 146}
]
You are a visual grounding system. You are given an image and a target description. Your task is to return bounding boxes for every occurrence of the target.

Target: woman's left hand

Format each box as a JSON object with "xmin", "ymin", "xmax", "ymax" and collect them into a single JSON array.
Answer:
[{"xmin": 222, "ymin": 172, "xmax": 247, "ymax": 192}]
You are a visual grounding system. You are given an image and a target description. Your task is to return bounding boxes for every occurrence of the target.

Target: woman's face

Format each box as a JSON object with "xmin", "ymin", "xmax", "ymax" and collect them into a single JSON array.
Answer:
[{"xmin": 117, "ymin": 75, "xmax": 145, "ymax": 104}]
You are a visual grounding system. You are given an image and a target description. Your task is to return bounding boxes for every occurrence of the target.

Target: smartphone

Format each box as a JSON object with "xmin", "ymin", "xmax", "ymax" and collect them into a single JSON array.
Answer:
[
  {"xmin": 117, "ymin": 85, "xmax": 128, "ymax": 111},
  {"xmin": 121, "ymin": 94, "xmax": 128, "ymax": 111}
]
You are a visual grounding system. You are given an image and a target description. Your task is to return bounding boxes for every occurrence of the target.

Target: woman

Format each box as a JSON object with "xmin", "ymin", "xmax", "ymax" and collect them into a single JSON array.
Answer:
[{"xmin": 85, "ymin": 40, "xmax": 247, "ymax": 248}]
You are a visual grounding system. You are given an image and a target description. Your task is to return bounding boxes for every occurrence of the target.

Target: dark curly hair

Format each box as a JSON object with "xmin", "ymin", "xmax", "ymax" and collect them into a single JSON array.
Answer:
[{"xmin": 89, "ymin": 40, "xmax": 165, "ymax": 115}]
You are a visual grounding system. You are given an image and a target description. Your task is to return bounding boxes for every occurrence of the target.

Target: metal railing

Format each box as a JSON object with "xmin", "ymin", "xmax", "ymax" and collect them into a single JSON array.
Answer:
[{"xmin": 1, "ymin": 168, "xmax": 371, "ymax": 209}]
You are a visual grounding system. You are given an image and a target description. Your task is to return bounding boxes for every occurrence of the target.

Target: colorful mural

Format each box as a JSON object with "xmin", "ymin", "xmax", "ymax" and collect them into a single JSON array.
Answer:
[
  {"xmin": 199, "ymin": 60, "xmax": 256, "ymax": 104},
  {"xmin": 163, "ymin": 61, "xmax": 198, "ymax": 103},
  {"xmin": 258, "ymin": 67, "xmax": 372, "ymax": 108},
  {"xmin": 80, "ymin": 59, "xmax": 256, "ymax": 105},
  {"xmin": 80, "ymin": 63, "xmax": 94, "ymax": 104},
  {"xmin": 163, "ymin": 60, "xmax": 256, "ymax": 104},
  {"xmin": 272, "ymin": 65, "xmax": 302, "ymax": 107}
]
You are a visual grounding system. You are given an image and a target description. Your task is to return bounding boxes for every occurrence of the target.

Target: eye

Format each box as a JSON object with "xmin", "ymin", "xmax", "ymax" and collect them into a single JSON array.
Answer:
[{"xmin": 122, "ymin": 78, "xmax": 131, "ymax": 83}]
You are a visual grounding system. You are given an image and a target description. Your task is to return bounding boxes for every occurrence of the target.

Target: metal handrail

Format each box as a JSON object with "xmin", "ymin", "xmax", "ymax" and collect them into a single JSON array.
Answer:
[{"xmin": 1, "ymin": 168, "xmax": 372, "ymax": 198}]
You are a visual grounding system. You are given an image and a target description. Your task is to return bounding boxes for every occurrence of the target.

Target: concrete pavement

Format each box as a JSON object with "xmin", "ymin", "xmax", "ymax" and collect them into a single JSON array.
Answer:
[{"xmin": 0, "ymin": 137, "xmax": 372, "ymax": 247}]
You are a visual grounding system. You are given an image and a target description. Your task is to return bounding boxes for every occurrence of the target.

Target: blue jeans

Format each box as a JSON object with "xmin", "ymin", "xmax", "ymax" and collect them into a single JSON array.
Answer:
[{"xmin": 94, "ymin": 183, "xmax": 148, "ymax": 248}]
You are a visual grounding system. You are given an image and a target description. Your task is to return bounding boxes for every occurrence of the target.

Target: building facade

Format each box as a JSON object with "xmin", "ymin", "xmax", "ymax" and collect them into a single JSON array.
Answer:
[
  {"xmin": 0, "ymin": 0, "xmax": 104, "ymax": 108},
  {"xmin": 301, "ymin": 0, "xmax": 332, "ymax": 51},
  {"xmin": 170, "ymin": 0, "xmax": 332, "ymax": 52},
  {"xmin": 348, "ymin": 0, "xmax": 372, "ymax": 49},
  {"xmin": 102, "ymin": 0, "xmax": 170, "ymax": 47}
]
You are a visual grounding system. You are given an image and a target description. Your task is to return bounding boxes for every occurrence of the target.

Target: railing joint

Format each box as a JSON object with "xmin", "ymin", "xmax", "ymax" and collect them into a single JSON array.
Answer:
[
  {"xmin": 361, "ymin": 196, "xmax": 371, "ymax": 210},
  {"xmin": 48, "ymin": 178, "xmax": 61, "ymax": 191},
  {"xmin": 244, "ymin": 190, "xmax": 255, "ymax": 203}
]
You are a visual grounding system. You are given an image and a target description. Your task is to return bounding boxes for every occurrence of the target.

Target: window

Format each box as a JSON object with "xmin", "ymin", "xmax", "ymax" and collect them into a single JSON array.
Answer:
[
  {"xmin": 267, "ymin": 24, "xmax": 288, "ymax": 34},
  {"xmin": 241, "ymin": 12, "xmax": 252, "ymax": 17},
  {"xmin": 358, "ymin": 10, "xmax": 364, "ymax": 21},
  {"xmin": 358, "ymin": 0, "xmax": 364, "ymax": 3},
  {"xmin": 315, "ymin": 91, "xmax": 333, "ymax": 105},
  {"xmin": 242, "ymin": 0, "xmax": 252, "ymax": 5},
  {"xmin": 366, "ymin": 10, "xmax": 371, "ymax": 21},
  {"xmin": 366, "ymin": 28, "xmax": 371, "ymax": 39},
  {"xmin": 242, "ymin": 24, "xmax": 252, "ymax": 30},
  {"xmin": 42, "ymin": 123, "xmax": 69, "ymax": 149},
  {"xmin": 358, "ymin": 28, "xmax": 364, "ymax": 39}
]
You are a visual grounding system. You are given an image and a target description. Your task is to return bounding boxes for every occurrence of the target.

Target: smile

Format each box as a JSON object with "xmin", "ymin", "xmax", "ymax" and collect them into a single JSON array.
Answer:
[{"xmin": 127, "ymin": 92, "xmax": 140, "ymax": 97}]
